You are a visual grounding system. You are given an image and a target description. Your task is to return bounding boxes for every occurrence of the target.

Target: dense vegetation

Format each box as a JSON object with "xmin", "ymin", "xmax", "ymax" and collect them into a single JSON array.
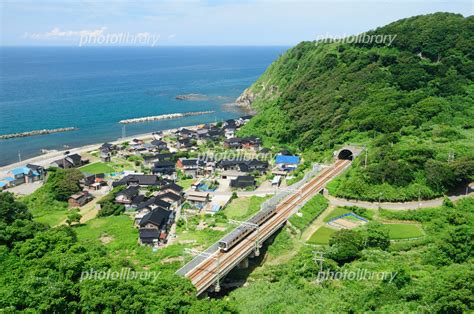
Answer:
[
  {"xmin": 226, "ymin": 197, "xmax": 473, "ymax": 312},
  {"xmin": 0, "ymin": 192, "xmax": 234, "ymax": 312},
  {"xmin": 22, "ymin": 168, "xmax": 84, "ymax": 225},
  {"xmin": 240, "ymin": 13, "xmax": 474, "ymax": 201}
]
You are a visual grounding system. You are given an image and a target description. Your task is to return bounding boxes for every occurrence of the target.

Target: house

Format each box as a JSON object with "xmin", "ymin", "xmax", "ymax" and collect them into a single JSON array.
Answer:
[
  {"xmin": 68, "ymin": 191, "xmax": 93, "ymax": 207},
  {"xmin": 155, "ymin": 152, "xmax": 175, "ymax": 161},
  {"xmin": 177, "ymin": 128, "xmax": 196, "ymax": 139},
  {"xmin": 176, "ymin": 158, "xmax": 205, "ymax": 178},
  {"xmin": 100, "ymin": 142, "xmax": 118, "ymax": 152},
  {"xmin": 230, "ymin": 176, "xmax": 256, "ymax": 189},
  {"xmin": 156, "ymin": 192, "xmax": 182, "ymax": 210},
  {"xmin": 186, "ymin": 191, "xmax": 210, "ymax": 209},
  {"xmin": 138, "ymin": 207, "xmax": 173, "ymax": 245},
  {"xmin": 224, "ymin": 138, "xmax": 242, "ymax": 149},
  {"xmin": 26, "ymin": 164, "xmax": 45, "ymax": 180},
  {"xmin": 217, "ymin": 159, "xmax": 268, "ymax": 174},
  {"xmin": 100, "ymin": 149, "xmax": 112, "ymax": 162},
  {"xmin": 115, "ymin": 186, "xmax": 140, "ymax": 205},
  {"xmin": 239, "ymin": 115, "xmax": 253, "ymax": 125},
  {"xmin": 150, "ymin": 139, "xmax": 168, "ymax": 151},
  {"xmin": 80, "ymin": 173, "xmax": 106, "ymax": 190},
  {"xmin": 238, "ymin": 160, "xmax": 268, "ymax": 174},
  {"xmin": 241, "ymin": 136, "xmax": 262, "ymax": 151},
  {"xmin": 275, "ymin": 155, "xmax": 300, "ymax": 171},
  {"xmin": 152, "ymin": 160, "xmax": 176, "ymax": 179},
  {"xmin": 5, "ymin": 164, "xmax": 44, "ymax": 186},
  {"xmin": 136, "ymin": 196, "xmax": 172, "ymax": 212},
  {"xmin": 112, "ymin": 174, "xmax": 162, "ymax": 187},
  {"xmin": 177, "ymin": 138, "xmax": 194, "ymax": 150},
  {"xmin": 221, "ymin": 170, "xmax": 247, "ymax": 180},
  {"xmin": 51, "ymin": 154, "xmax": 87, "ymax": 169},
  {"xmin": 161, "ymin": 182, "xmax": 184, "ymax": 196}
]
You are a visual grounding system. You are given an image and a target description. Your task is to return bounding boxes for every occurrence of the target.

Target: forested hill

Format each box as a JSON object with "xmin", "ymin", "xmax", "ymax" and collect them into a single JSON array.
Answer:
[{"xmin": 239, "ymin": 12, "xmax": 474, "ymax": 201}]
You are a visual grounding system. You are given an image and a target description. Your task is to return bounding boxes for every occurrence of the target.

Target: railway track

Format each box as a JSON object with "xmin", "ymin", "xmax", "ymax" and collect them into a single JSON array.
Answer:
[{"xmin": 184, "ymin": 159, "xmax": 351, "ymax": 294}]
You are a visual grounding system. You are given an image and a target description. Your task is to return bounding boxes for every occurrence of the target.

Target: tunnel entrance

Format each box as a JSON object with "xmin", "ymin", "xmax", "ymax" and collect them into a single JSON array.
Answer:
[{"xmin": 337, "ymin": 149, "xmax": 354, "ymax": 160}]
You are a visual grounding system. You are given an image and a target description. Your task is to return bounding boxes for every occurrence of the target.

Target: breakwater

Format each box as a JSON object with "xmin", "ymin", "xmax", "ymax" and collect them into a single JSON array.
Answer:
[
  {"xmin": 119, "ymin": 111, "xmax": 215, "ymax": 124},
  {"xmin": 0, "ymin": 127, "xmax": 78, "ymax": 140}
]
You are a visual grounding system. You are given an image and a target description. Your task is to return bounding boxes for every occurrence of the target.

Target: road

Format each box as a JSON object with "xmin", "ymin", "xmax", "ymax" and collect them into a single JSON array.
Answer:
[{"xmin": 324, "ymin": 191, "xmax": 473, "ymax": 210}]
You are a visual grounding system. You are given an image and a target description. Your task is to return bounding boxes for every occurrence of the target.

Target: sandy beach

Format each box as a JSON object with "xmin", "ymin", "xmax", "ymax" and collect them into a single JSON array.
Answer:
[{"xmin": 0, "ymin": 123, "xmax": 205, "ymax": 173}]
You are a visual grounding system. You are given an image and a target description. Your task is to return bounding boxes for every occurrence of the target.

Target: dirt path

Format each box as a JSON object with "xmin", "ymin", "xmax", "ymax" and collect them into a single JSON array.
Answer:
[
  {"xmin": 55, "ymin": 197, "xmax": 100, "ymax": 227},
  {"xmin": 301, "ymin": 204, "xmax": 336, "ymax": 241}
]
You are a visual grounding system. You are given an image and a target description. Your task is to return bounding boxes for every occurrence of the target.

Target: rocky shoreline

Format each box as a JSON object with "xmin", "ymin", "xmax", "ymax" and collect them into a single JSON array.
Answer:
[{"xmin": 0, "ymin": 127, "xmax": 78, "ymax": 140}]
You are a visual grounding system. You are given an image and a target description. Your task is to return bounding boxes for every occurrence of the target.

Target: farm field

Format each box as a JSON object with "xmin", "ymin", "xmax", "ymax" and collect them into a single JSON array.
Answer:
[{"xmin": 384, "ymin": 223, "xmax": 424, "ymax": 239}]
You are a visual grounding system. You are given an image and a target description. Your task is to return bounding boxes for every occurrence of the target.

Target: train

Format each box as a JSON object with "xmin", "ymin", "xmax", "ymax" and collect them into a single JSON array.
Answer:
[
  {"xmin": 218, "ymin": 204, "xmax": 279, "ymax": 251},
  {"xmin": 217, "ymin": 162, "xmax": 341, "ymax": 252}
]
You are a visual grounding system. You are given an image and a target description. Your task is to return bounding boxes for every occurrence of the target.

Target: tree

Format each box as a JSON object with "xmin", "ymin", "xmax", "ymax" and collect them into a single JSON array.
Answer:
[
  {"xmin": 364, "ymin": 222, "xmax": 390, "ymax": 250},
  {"xmin": 66, "ymin": 209, "xmax": 82, "ymax": 226},
  {"xmin": 327, "ymin": 229, "xmax": 364, "ymax": 265}
]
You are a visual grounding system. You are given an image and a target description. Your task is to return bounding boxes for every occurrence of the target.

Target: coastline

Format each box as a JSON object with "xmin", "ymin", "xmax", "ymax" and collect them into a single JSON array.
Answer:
[{"xmin": 0, "ymin": 123, "xmax": 205, "ymax": 173}]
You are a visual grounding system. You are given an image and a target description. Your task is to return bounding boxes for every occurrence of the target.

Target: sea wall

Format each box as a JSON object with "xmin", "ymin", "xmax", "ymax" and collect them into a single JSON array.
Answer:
[
  {"xmin": 0, "ymin": 127, "xmax": 78, "ymax": 140},
  {"xmin": 119, "ymin": 111, "xmax": 215, "ymax": 124}
]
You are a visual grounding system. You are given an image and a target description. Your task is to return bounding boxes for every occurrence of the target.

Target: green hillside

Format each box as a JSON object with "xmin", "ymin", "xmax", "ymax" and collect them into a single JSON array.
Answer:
[{"xmin": 239, "ymin": 13, "xmax": 474, "ymax": 201}]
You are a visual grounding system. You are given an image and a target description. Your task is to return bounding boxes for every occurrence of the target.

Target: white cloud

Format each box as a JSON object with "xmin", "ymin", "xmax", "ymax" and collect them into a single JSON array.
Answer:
[{"xmin": 25, "ymin": 27, "xmax": 107, "ymax": 40}]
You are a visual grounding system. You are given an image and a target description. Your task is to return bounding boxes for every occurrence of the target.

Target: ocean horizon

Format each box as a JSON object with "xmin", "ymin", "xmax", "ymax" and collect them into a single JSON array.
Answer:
[{"xmin": 0, "ymin": 46, "xmax": 287, "ymax": 166}]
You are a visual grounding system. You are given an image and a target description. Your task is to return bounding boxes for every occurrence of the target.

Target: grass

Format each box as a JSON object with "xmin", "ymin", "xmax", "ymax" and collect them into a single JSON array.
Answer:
[
  {"xmin": 21, "ymin": 191, "xmax": 69, "ymax": 226},
  {"xmin": 307, "ymin": 226, "xmax": 336, "ymax": 245},
  {"xmin": 176, "ymin": 178, "xmax": 195, "ymax": 190},
  {"xmin": 384, "ymin": 223, "xmax": 424, "ymax": 240},
  {"xmin": 223, "ymin": 196, "xmax": 270, "ymax": 220},
  {"xmin": 79, "ymin": 162, "xmax": 115, "ymax": 174},
  {"xmin": 74, "ymin": 215, "xmax": 138, "ymax": 250},
  {"xmin": 288, "ymin": 194, "xmax": 328, "ymax": 231},
  {"xmin": 323, "ymin": 207, "xmax": 352, "ymax": 222}
]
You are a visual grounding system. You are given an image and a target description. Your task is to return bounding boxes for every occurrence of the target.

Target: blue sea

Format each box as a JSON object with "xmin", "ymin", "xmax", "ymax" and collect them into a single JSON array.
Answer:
[{"xmin": 0, "ymin": 46, "xmax": 287, "ymax": 166}]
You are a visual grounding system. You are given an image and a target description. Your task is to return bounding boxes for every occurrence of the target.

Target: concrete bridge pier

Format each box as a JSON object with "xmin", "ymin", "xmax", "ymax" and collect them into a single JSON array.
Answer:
[{"xmin": 238, "ymin": 257, "xmax": 249, "ymax": 269}]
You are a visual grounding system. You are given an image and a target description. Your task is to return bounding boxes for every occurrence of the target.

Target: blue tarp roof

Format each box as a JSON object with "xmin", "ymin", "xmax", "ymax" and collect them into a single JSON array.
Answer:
[
  {"xmin": 10, "ymin": 167, "xmax": 31, "ymax": 176},
  {"xmin": 4, "ymin": 177, "xmax": 15, "ymax": 182},
  {"xmin": 275, "ymin": 155, "xmax": 300, "ymax": 165},
  {"xmin": 0, "ymin": 182, "xmax": 7, "ymax": 187}
]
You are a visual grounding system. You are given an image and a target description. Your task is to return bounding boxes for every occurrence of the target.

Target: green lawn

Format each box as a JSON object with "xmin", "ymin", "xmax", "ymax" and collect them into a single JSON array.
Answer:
[
  {"xmin": 384, "ymin": 223, "xmax": 424, "ymax": 240},
  {"xmin": 176, "ymin": 178, "xmax": 194, "ymax": 190},
  {"xmin": 80, "ymin": 162, "xmax": 115, "ymax": 174},
  {"xmin": 323, "ymin": 207, "xmax": 352, "ymax": 222},
  {"xmin": 307, "ymin": 226, "xmax": 336, "ymax": 245},
  {"xmin": 223, "ymin": 196, "xmax": 270, "ymax": 219}
]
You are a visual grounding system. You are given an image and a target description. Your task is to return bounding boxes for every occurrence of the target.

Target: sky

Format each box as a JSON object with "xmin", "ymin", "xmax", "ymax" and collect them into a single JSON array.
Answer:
[{"xmin": 1, "ymin": 0, "xmax": 472, "ymax": 46}]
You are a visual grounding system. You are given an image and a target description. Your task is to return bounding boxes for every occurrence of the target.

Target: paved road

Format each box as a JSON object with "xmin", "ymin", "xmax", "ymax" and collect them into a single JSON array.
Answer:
[{"xmin": 324, "ymin": 191, "xmax": 472, "ymax": 210}]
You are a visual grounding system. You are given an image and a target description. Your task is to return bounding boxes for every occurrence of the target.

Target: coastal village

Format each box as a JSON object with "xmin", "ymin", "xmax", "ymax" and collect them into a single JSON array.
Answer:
[{"xmin": 0, "ymin": 115, "xmax": 302, "ymax": 248}]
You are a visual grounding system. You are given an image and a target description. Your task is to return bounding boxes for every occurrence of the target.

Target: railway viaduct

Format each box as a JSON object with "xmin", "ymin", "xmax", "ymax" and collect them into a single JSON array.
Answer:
[{"xmin": 176, "ymin": 146, "xmax": 361, "ymax": 295}]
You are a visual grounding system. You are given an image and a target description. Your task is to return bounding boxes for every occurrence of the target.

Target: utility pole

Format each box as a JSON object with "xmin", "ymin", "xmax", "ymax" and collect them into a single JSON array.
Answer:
[
  {"xmin": 18, "ymin": 151, "xmax": 21, "ymax": 163},
  {"xmin": 364, "ymin": 148, "xmax": 368, "ymax": 169},
  {"xmin": 122, "ymin": 125, "xmax": 126, "ymax": 140},
  {"xmin": 184, "ymin": 248, "xmax": 221, "ymax": 292}
]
